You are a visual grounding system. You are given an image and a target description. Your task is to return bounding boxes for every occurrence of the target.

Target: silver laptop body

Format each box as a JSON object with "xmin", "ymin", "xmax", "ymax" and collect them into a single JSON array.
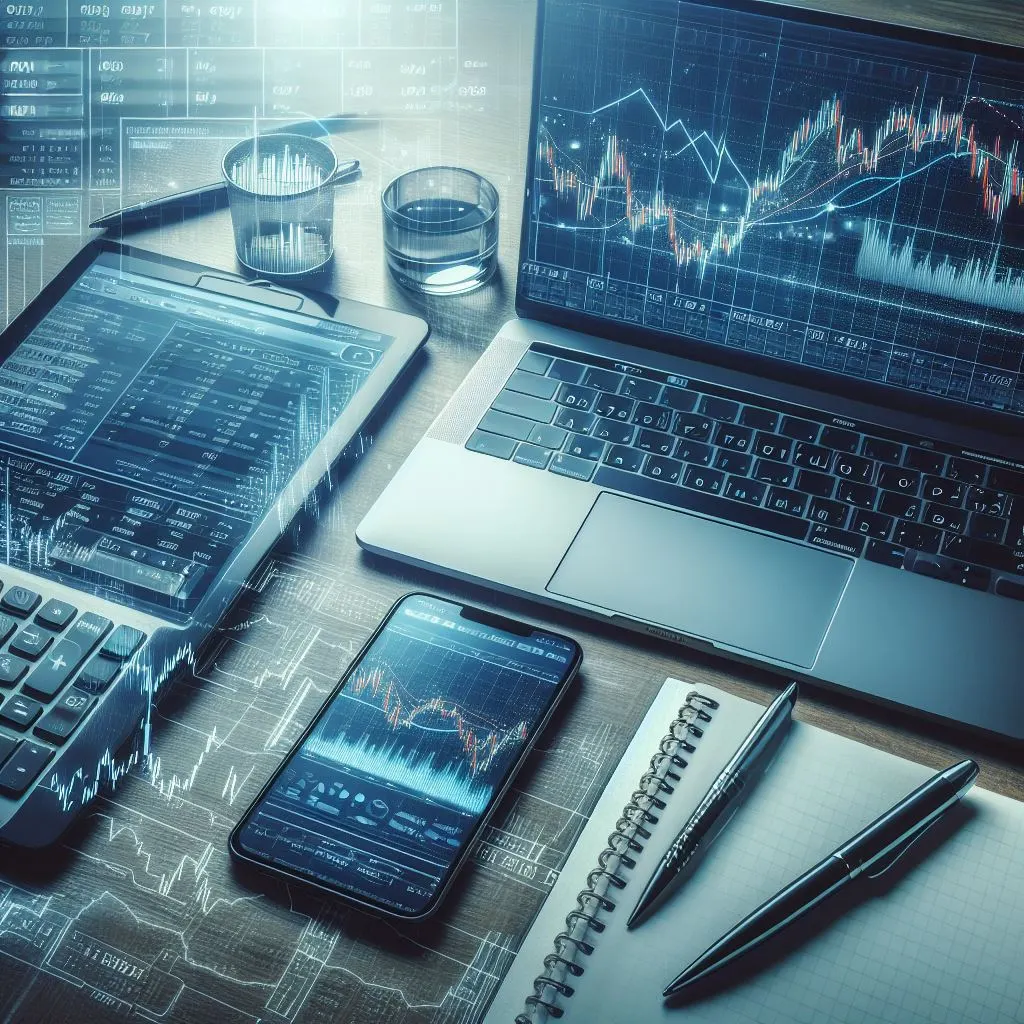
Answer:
[{"xmin": 360, "ymin": 0, "xmax": 1024, "ymax": 739}]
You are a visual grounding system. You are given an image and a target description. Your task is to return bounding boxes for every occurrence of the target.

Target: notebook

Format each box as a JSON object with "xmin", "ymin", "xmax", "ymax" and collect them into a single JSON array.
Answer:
[{"xmin": 484, "ymin": 680, "xmax": 1024, "ymax": 1024}]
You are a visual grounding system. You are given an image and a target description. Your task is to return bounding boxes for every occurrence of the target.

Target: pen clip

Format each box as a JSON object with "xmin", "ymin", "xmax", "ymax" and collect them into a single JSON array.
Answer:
[{"xmin": 864, "ymin": 812, "xmax": 944, "ymax": 880}]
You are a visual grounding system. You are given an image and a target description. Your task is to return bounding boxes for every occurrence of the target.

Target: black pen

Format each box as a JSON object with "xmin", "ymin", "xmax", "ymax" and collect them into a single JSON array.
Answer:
[
  {"xmin": 90, "ymin": 113, "xmax": 365, "ymax": 231},
  {"xmin": 628, "ymin": 682, "xmax": 798, "ymax": 929},
  {"xmin": 663, "ymin": 757, "xmax": 979, "ymax": 997}
]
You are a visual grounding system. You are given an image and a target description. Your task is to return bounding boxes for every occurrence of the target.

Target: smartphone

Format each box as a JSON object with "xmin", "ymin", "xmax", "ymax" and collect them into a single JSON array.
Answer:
[{"xmin": 229, "ymin": 592, "xmax": 582, "ymax": 918}]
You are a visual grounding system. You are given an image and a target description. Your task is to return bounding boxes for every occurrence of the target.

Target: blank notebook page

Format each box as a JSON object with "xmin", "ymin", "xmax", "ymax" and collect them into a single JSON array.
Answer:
[{"xmin": 484, "ymin": 680, "xmax": 1024, "ymax": 1024}]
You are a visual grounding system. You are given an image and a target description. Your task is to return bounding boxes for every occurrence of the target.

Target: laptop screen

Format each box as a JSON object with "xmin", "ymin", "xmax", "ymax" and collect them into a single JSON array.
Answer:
[{"xmin": 519, "ymin": 0, "xmax": 1024, "ymax": 420}]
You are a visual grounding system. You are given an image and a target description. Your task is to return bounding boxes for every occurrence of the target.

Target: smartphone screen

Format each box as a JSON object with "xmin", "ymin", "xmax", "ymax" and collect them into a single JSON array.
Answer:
[{"xmin": 230, "ymin": 593, "xmax": 580, "ymax": 917}]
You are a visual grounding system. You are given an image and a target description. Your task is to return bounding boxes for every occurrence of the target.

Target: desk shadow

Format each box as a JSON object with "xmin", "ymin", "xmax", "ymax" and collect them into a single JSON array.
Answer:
[
  {"xmin": 664, "ymin": 798, "xmax": 978, "ymax": 1008},
  {"xmin": 226, "ymin": 668, "xmax": 583, "ymax": 952}
]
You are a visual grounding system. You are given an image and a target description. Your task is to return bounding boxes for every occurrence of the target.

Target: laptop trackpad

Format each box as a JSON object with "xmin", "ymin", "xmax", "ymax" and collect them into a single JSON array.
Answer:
[{"xmin": 548, "ymin": 493, "xmax": 852, "ymax": 668}]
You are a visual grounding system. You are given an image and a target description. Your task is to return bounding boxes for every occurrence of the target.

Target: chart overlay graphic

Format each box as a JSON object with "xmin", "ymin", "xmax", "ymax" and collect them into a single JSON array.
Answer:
[{"xmin": 521, "ymin": 0, "xmax": 1024, "ymax": 416}]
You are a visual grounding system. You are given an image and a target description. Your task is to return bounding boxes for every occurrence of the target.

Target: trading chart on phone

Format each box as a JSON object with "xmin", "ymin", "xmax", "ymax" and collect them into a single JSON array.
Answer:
[
  {"xmin": 520, "ymin": 0, "xmax": 1024, "ymax": 416},
  {"xmin": 235, "ymin": 595, "xmax": 575, "ymax": 914}
]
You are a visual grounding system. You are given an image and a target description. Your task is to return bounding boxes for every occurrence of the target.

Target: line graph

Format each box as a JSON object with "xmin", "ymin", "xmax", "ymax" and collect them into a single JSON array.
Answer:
[{"xmin": 523, "ymin": 0, "xmax": 1024, "ymax": 417}]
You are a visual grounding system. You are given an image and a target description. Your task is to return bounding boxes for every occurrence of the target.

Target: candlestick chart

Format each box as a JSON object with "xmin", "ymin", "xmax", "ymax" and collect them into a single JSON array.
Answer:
[{"xmin": 522, "ymin": 0, "xmax": 1024, "ymax": 416}]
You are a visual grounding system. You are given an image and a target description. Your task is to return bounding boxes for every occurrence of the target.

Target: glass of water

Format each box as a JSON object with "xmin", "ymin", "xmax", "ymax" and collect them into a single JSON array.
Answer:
[
  {"xmin": 382, "ymin": 166, "xmax": 499, "ymax": 295},
  {"xmin": 222, "ymin": 133, "xmax": 337, "ymax": 277}
]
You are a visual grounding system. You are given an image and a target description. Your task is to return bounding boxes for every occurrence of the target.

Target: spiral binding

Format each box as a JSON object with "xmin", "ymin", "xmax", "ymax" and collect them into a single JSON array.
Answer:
[{"xmin": 515, "ymin": 690, "xmax": 718, "ymax": 1024}]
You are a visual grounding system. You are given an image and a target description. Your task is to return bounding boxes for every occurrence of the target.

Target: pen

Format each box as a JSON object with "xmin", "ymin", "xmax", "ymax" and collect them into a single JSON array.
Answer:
[
  {"xmin": 627, "ymin": 682, "xmax": 798, "ymax": 929},
  {"xmin": 663, "ymin": 757, "xmax": 979, "ymax": 998},
  {"xmin": 89, "ymin": 113, "xmax": 364, "ymax": 231}
]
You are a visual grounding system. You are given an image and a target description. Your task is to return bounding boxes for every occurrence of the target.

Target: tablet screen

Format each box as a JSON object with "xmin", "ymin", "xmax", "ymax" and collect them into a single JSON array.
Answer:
[{"xmin": 0, "ymin": 252, "xmax": 392, "ymax": 621}]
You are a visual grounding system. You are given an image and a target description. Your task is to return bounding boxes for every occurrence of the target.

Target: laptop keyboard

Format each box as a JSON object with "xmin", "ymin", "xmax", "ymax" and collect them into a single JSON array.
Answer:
[
  {"xmin": 0, "ymin": 584, "xmax": 147, "ymax": 798},
  {"xmin": 466, "ymin": 345, "xmax": 1024, "ymax": 603}
]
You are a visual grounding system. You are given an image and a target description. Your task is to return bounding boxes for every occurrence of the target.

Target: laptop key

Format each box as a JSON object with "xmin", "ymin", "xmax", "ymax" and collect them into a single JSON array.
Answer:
[
  {"xmin": 0, "ymin": 734, "xmax": 15, "ymax": 767},
  {"xmin": 724, "ymin": 477, "xmax": 767, "ymax": 505},
  {"xmin": 989, "ymin": 467, "xmax": 1024, "ymax": 496},
  {"xmin": 467, "ymin": 430, "xmax": 517, "ymax": 460},
  {"xmin": 792, "ymin": 442, "xmax": 832, "ymax": 471},
  {"xmin": 715, "ymin": 451, "xmax": 752, "ymax": 476},
  {"xmin": 753, "ymin": 459, "xmax": 794, "ymax": 486},
  {"xmin": 837, "ymin": 481, "xmax": 877, "ymax": 508},
  {"xmin": 851, "ymin": 510, "xmax": 894, "ymax": 540},
  {"xmin": 967, "ymin": 513, "xmax": 1006, "ymax": 544},
  {"xmin": 662, "ymin": 386, "xmax": 699, "ymax": 412},
  {"xmin": 555, "ymin": 382, "xmax": 599, "ymax": 412},
  {"xmin": 947, "ymin": 458, "xmax": 986, "ymax": 485},
  {"xmin": 604, "ymin": 445, "xmax": 644, "ymax": 473},
  {"xmin": 10, "ymin": 626, "xmax": 56, "ymax": 661},
  {"xmin": 922, "ymin": 476, "xmax": 964, "ymax": 506},
  {"xmin": 878, "ymin": 492, "xmax": 922, "ymax": 520},
  {"xmin": 834, "ymin": 453, "xmax": 874, "ymax": 483},
  {"xmin": 0, "ymin": 613, "xmax": 17, "ymax": 646},
  {"xmin": 0, "ymin": 740, "xmax": 53, "ymax": 797},
  {"xmin": 767, "ymin": 488, "xmax": 808, "ymax": 516},
  {"xmin": 478, "ymin": 409, "xmax": 533, "ymax": 442},
  {"xmin": 893, "ymin": 522, "xmax": 942, "ymax": 553},
  {"xmin": 507, "ymin": 370, "xmax": 559, "ymax": 400},
  {"xmin": 513, "ymin": 443, "xmax": 554, "ymax": 470},
  {"xmin": 672, "ymin": 412, "xmax": 714, "ymax": 441},
  {"xmin": 1, "ymin": 587, "xmax": 40, "ymax": 617},
  {"xmin": 780, "ymin": 417, "xmax": 819, "ymax": 442},
  {"xmin": 581, "ymin": 366, "xmax": 623, "ymax": 391},
  {"xmin": 0, "ymin": 694, "xmax": 43, "ymax": 731},
  {"xmin": 631, "ymin": 402, "xmax": 672, "ymax": 431},
  {"xmin": 642, "ymin": 455, "xmax": 683, "ymax": 484},
  {"xmin": 636, "ymin": 429, "xmax": 674, "ymax": 456},
  {"xmin": 550, "ymin": 453, "xmax": 597, "ymax": 481},
  {"xmin": 594, "ymin": 393, "xmax": 635, "ymax": 421},
  {"xmin": 995, "ymin": 579, "xmax": 1024, "ymax": 601},
  {"xmin": 713, "ymin": 423, "xmax": 753, "ymax": 452},
  {"xmin": 862, "ymin": 437, "xmax": 903, "ymax": 464},
  {"xmin": 877, "ymin": 466, "xmax": 921, "ymax": 495},
  {"xmin": 528, "ymin": 423, "xmax": 568, "ymax": 450},
  {"xmin": 565, "ymin": 434, "xmax": 605, "ymax": 461},
  {"xmin": 738, "ymin": 406, "xmax": 779, "ymax": 431},
  {"xmin": 76, "ymin": 655, "xmax": 121, "ymax": 694},
  {"xmin": 546, "ymin": 359, "xmax": 585, "ymax": 384},
  {"xmin": 797, "ymin": 470, "xmax": 835, "ymax": 498},
  {"xmin": 698, "ymin": 395, "xmax": 739, "ymax": 422},
  {"xmin": 924, "ymin": 504, "xmax": 967, "ymax": 534},
  {"xmin": 34, "ymin": 688, "xmax": 96, "ymax": 745},
  {"xmin": 752, "ymin": 432, "xmax": 793, "ymax": 462},
  {"xmin": 866, "ymin": 540, "xmax": 907, "ymax": 568},
  {"xmin": 0, "ymin": 653, "xmax": 29, "ymax": 687},
  {"xmin": 903, "ymin": 447, "xmax": 946, "ymax": 475},
  {"xmin": 965, "ymin": 487, "xmax": 1007, "ymax": 516},
  {"xmin": 517, "ymin": 351, "xmax": 552, "ymax": 375},
  {"xmin": 35, "ymin": 599, "xmax": 77, "ymax": 631},
  {"xmin": 554, "ymin": 407, "xmax": 596, "ymax": 434},
  {"xmin": 491, "ymin": 390, "xmax": 557, "ymax": 423},
  {"xmin": 807, "ymin": 524, "xmax": 864, "ymax": 558},
  {"xmin": 593, "ymin": 466, "xmax": 810, "ymax": 541},
  {"xmin": 673, "ymin": 439, "xmax": 713, "ymax": 466},
  {"xmin": 819, "ymin": 427, "xmax": 860, "ymax": 453},
  {"xmin": 593, "ymin": 418, "xmax": 635, "ymax": 444},
  {"xmin": 808, "ymin": 498, "xmax": 850, "ymax": 528},
  {"xmin": 682, "ymin": 466, "xmax": 725, "ymax": 495},
  {"xmin": 620, "ymin": 377, "xmax": 662, "ymax": 402}
]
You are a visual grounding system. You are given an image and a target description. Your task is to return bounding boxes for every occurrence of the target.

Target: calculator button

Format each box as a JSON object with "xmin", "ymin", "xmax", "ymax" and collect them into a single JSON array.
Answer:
[
  {"xmin": 0, "ymin": 694, "xmax": 44, "ymax": 731},
  {"xmin": 22, "ymin": 639, "xmax": 87, "ymax": 701},
  {"xmin": 0, "ymin": 612, "xmax": 17, "ymax": 646},
  {"xmin": 35, "ymin": 599, "xmax": 78, "ymax": 631},
  {"xmin": 0, "ymin": 740, "xmax": 53, "ymax": 797},
  {"xmin": 1, "ymin": 587, "xmax": 40, "ymax": 617},
  {"xmin": 0, "ymin": 653, "xmax": 29, "ymax": 687},
  {"xmin": 77, "ymin": 655, "xmax": 121, "ymax": 694},
  {"xmin": 0, "ymin": 733, "xmax": 16, "ymax": 768},
  {"xmin": 34, "ymin": 688, "xmax": 96, "ymax": 745},
  {"xmin": 64, "ymin": 613, "xmax": 113, "ymax": 651},
  {"xmin": 99, "ymin": 625, "xmax": 147, "ymax": 662},
  {"xmin": 9, "ymin": 626, "xmax": 56, "ymax": 661}
]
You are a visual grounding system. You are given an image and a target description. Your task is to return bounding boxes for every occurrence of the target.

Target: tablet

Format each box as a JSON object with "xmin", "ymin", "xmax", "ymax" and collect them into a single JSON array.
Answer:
[{"xmin": 0, "ymin": 240, "xmax": 428, "ymax": 625}]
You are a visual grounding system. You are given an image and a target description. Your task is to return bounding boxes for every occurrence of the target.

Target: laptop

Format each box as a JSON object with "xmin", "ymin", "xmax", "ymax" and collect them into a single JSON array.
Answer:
[
  {"xmin": 358, "ymin": 0, "xmax": 1024, "ymax": 739},
  {"xmin": 0, "ymin": 241, "xmax": 427, "ymax": 847}
]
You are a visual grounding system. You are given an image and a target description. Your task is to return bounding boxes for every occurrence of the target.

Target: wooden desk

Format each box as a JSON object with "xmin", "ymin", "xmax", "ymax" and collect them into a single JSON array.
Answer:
[{"xmin": 0, "ymin": 2, "xmax": 1020, "ymax": 1022}]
